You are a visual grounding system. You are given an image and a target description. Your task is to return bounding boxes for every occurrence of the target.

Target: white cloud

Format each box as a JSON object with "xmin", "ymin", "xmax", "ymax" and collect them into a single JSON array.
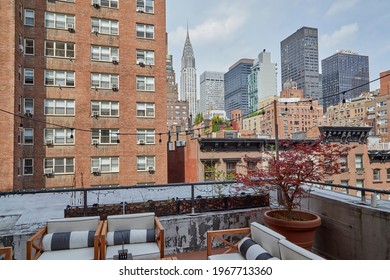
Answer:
[
  {"xmin": 326, "ymin": 0, "xmax": 360, "ymax": 17},
  {"xmin": 321, "ymin": 23, "xmax": 359, "ymax": 49}
]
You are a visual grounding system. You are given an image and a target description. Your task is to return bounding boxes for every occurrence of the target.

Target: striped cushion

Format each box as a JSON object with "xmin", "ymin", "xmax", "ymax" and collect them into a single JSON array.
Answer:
[
  {"xmin": 238, "ymin": 237, "xmax": 279, "ymax": 260},
  {"xmin": 106, "ymin": 229, "xmax": 155, "ymax": 246},
  {"xmin": 42, "ymin": 231, "xmax": 95, "ymax": 251}
]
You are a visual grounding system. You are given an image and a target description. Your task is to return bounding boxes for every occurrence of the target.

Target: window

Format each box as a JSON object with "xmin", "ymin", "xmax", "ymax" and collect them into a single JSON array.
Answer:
[
  {"xmin": 18, "ymin": 65, "xmax": 22, "ymax": 81},
  {"xmin": 24, "ymin": 98, "xmax": 34, "ymax": 115},
  {"xmin": 373, "ymin": 169, "xmax": 381, "ymax": 181},
  {"xmin": 136, "ymin": 23, "xmax": 154, "ymax": 39},
  {"xmin": 45, "ymin": 128, "xmax": 74, "ymax": 145},
  {"xmin": 340, "ymin": 156, "xmax": 348, "ymax": 172},
  {"xmin": 204, "ymin": 161, "xmax": 216, "ymax": 181},
  {"xmin": 45, "ymin": 41, "xmax": 75, "ymax": 58},
  {"xmin": 24, "ymin": 38, "xmax": 34, "ymax": 55},
  {"xmin": 91, "ymin": 129, "xmax": 119, "ymax": 144},
  {"xmin": 91, "ymin": 73, "xmax": 119, "ymax": 89},
  {"xmin": 136, "ymin": 0, "xmax": 154, "ymax": 13},
  {"xmin": 226, "ymin": 162, "xmax": 237, "ymax": 180},
  {"xmin": 355, "ymin": 155, "xmax": 363, "ymax": 170},
  {"xmin": 137, "ymin": 156, "xmax": 155, "ymax": 171},
  {"xmin": 45, "ymin": 70, "xmax": 75, "ymax": 87},
  {"xmin": 23, "ymin": 158, "xmax": 33, "ymax": 175},
  {"xmin": 19, "ymin": 3, "xmax": 23, "ymax": 20},
  {"xmin": 387, "ymin": 169, "xmax": 390, "ymax": 180},
  {"xmin": 136, "ymin": 129, "xmax": 155, "ymax": 144},
  {"xmin": 18, "ymin": 96, "xmax": 22, "ymax": 113},
  {"xmin": 23, "ymin": 128, "xmax": 34, "ymax": 145},
  {"xmin": 24, "ymin": 68, "xmax": 34, "ymax": 85},
  {"xmin": 136, "ymin": 76, "xmax": 155, "ymax": 91},
  {"xmin": 136, "ymin": 103, "xmax": 155, "ymax": 117},
  {"xmin": 91, "ymin": 18, "xmax": 118, "ymax": 35},
  {"xmin": 45, "ymin": 12, "xmax": 75, "ymax": 30},
  {"xmin": 136, "ymin": 49, "xmax": 154, "ymax": 65},
  {"xmin": 339, "ymin": 180, "xmax": 349, "ymax": 194},
  {"xmin": 91, "ymin": 157, "xmax": 119, "ymax": 173},
  {"xmin": 18, "ymin": 159, "xmax": 21, "ymax": 176},
  {"xmin": 91, "ymin": 45, "xmax": 118, "ymax": 62},
  {"xmin": 356, "ymin": 180, "xmax": 364, "ymax": 197},
  {"xmin": 44, "ymin": 158, "xmax": 74, "ymax": 174},
  {"xmin": 91, "ymin": 101, "xmax": 119, "ymax": 117},
  {"xmin": 97, "ymin": 0, "xmax": 119, "ymax": 8},
  {"xmin": 44, "ymin": 99, "xmax": 75, "ymax": 116},
  {"xmin": 24, "ymin": 9, "xmax": 35, "ymax": 26}
]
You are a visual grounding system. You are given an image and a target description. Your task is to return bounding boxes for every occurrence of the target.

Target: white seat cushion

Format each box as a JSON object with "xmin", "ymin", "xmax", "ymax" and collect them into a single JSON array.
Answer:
[
  {"xmin": 105, "ymin": 243, "xmax": 160, "ymax": 260},
  {"xmin": 208, "ymin": 253, "xmax": 245, "ymax": 260},
  {"xmin": 279, "ymin": 239, "xmax": 324, "ymax": 260},
  {"xmin": 38, "ymin": 247, "xmax": 95, "ymax": 260},
  {"xmin": 107, "ymin": 213, "xmax": 155, "ymax": 232},
  {"xmin": 47, "ymin": 216, "xmax": 100, "ymax": 233},
  {"xmin": 250, "ymin": 222, "xmax": 285, "ymax": 259}
]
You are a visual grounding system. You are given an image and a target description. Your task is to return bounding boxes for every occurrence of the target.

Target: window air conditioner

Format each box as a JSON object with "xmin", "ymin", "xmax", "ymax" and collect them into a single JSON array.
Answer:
[
  {"xmin": 92, "ymin": 27, "xmax": 99, "ymax": 34},
  {"xmin": 67, "ymin": 23, "xmax": 75, "ymax": 32},
  {"xmin": 45, "ymin": 139, "xmax": 54, "ymax": 145},
  {"xmin": 111, "ymin": 56, "xmax": 119, "ymax": 64},
  {"xmin": 44, "ymin": 168, "xmax": 54, "ymax": 175},
  {"xmin": 112, "ymin": 83, "xmax": 118, "ymax": 91},
  {"xmin": 19, "ymin": 44, "xmax": 24, "ymax": 53},
  {"xmin": 92, "ymin": 111, "xmax": 99, "ymax": 117},
  {"xmin": 137, "ymin": 60, "xmax": 145, "ymax": 67},
  {"xmin": 137, "ymin": 139, "xmax": 145, "ymax": 145},
  {"xmin": 92, "ymin": 0, "xmax": 101, "ymax": 8},
  {"xmin": 148, "ymin": 166, "xmax": 155, "ymax": 173},
  {"xmin": 136, "ymin": 7, "xmax": 145, "ymax": 13},
  {"xmin": 92, "ymin": 139, "xmax": 99, "ymax": 145},
  {"xmin": 92, "ymin": 167, "xmax": 101, "ymax": 174}
]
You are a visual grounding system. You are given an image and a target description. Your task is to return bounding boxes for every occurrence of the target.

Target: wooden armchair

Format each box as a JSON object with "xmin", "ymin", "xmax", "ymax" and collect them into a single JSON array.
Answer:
[
  {"xmin": 26, "ymin": 216, "xmax": 103, "ymax": 260},
  {"xmin": 0, "ymin": 247, "xmax": 13, "ymax": 260},
  {"xmin": 100, "ymin": 212, "xmax": 164, "ymax": 260}
]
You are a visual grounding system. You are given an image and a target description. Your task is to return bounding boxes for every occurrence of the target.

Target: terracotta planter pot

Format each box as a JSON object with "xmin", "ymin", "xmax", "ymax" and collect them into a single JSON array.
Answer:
[{"xmin": 263, "ymin": 209, "xmax": 321, "ymax": 251}]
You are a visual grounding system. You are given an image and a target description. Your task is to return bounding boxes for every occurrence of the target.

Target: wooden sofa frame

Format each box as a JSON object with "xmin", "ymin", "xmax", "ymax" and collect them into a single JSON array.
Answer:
[
  {"xmin": 26, "ymin": 220, "xmax": 104, "ymax": 260},
  {"xmin": 100, "ymin": 216, "xmax": 165, "ymax": 260},
  {"xmin": 0, "ymin": 246, "xmax": 13, "ymax": 260},
  {"xmin": 206, "ymin": 227, "xmax": 251, "ymax": 258}
]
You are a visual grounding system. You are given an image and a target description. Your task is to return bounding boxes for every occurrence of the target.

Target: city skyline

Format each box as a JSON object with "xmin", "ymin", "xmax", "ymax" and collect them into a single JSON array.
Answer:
[{"xmin": 167, "ymin": 0, "xmax": 390, "ymax": 96}]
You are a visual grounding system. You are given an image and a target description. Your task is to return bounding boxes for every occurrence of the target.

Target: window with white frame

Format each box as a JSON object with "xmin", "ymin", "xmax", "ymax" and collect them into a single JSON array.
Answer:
[
  {"xmin": 24, "ymin": 38, "xmax": 34, "ymax": 55},
  {"xmin": 91, "ymin": 101, "xmax": 119, "ymax": 117},
  {"xmin": 137, "ymin": 156, "xmax": 155, "ymax": 171},
  {"xmin": 44, "ymin": 158, "xmax": 74, "ymax": 174},
  {"xmin": 45, "ymin": 70, "xmax": 75, "ymax": 87},
  {"xmin": 19, "ymin": 3, "xmax": 23, "ymax": 20},
  {"xmin": 136, "ymin": 0, "xmax": 154, "ymax": 13},
  {"xmin": 45, "ymin": 128, "xmax": 74, "ymax": 145},
  {"xmin": 24, "ymin": 68, "xmax": 34, "ymax": 85},
  {"xmin": 23, "ymin": 158, "xmax": 33, "ymax": 175},
  {"xmin": 91, "ymin": 18, "xmax": 118, "ymax": 35},
  {"xmin": 136, "ymin": 103, "xmax": 155, "ymax": 117},
  {"xmin": 18, "ymin": 65, "xmax": 22, "ymax": 81},
  {"xmin": 45, "ymin": 41, "xmax": 75, "ymax": 58},
  {"xmin": 136, "ymin": 23, "xmax": 154, "ymax": 39},
  {"xmin": 136, "ymin": 76, "xmax": 155, "ymax": 91},
  {"xmin": 355, "ymin": 154, "xmax": 363, "ymax": 170},
  {"xmin": 91, "ymin": 157, "xmax": 119, "ymax": 173},
  {"xmin": 24, "ymin": 98, "xmax": 34, "ymax": 115},
  {"xmin": 18, "ymin": 96, "xmax": 22, "ymax": 113},
  {"xmin": 24, "ymin": 9, "xmax": 35, "ymax": 26},
  {"xmin": 23, "ymin": 128, "xmax": 34, "ymax": 145},
  {"xmin": 136, "ymin": 129, "xmax": 155, "ymax": 144},
  {"xmin": 136, "ymin": 49, "xmax": 154, "ymax": 65},
  {"xmin": 91, "ymin": 129, "xmax": 119, "ymax": 144},
  {"xmin": 96, "ymin": 0, "xmax": 119, "ymax": 8},
  {"xmin": 45, "ymin": 12, "xmax": 75, "ymax": 30},
  {"xmin": 91, "ymin": 73, "xmax": 118, "ymax": 89},
  {"xmin": 340, "ymin": 156, "xmax": 348, "ymax": 172},
  {"xmin": 44, "ymin": 99, "xmax": 75, "ymax": 115},
  {"xmin": 373, "ymin": 169, "xmax": 381, "ymax": 181},
  {"xmin": 91, "ymin": 45, "xmax": 118, "ymax": 62},
  {"xmin": 18, "ymin": 159, "xmax": 21, "ymax": 176},
  {"xmin": 356, "ymin": 179, "xmax": 364, "ymax": 197}
]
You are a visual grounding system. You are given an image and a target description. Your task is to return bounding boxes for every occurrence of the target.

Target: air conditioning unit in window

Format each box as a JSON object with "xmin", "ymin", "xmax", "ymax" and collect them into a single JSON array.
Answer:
[
  {"xmin": 45, "ymin": 139, "xmax": 54, "ymax": 146},
  {"xmin": 24, "ymin": 109, "xmax": 33, "ymax": 117},
  {"xmin": 92, "ymin": 139, "xmax": 99, "ymax": 146},
  {"xmin": 136, "ymin": 7, "xmax": 145, "ymax": 13},
  {"xmin": 92, "ymin": 111, "xmax": 99, "ymax": 118},
  {"xmin": 111, "ymin": 56, "xmax": 119, "ymax": 64},
  {"xmin": 67, "ymin": 23, "xmax": 75, "ymax": 33},
  {"xmin": 112, "ymin": 83, "xmax": 119, "ymax": 91},
  {"xmin": 92, "ymin": 0, "xmax": 101, "ymax": 8},
  {"xmin": 137, "ymin": 60, "xmax": 145, "ymax": 67},
  {"xmin": 92, "ymin": 27, "xmax": 99, "ymax": 34},
  {"xmin": 44, "ymin": 168, "xmax": 54, "ymax": 176},
  {"xmin": 19, "ymin": 44, "xmax": 24, "ymax": 53},
  {"xmin": 137, "ymin": 139, "xmax": 145, "ymax": 145},
  {"xmin": 92, "ymin": 167, "xmax": 101, "ymax": 174},
  {"xmin": 148, "ymin": 166, "xmax": 155, "ymax": 174}
]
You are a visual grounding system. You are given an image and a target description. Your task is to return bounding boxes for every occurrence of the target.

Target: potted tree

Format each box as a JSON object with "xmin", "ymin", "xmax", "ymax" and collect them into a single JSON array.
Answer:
[{"xmin": 236, "ymin": 139, "xmax": 352, "ymax": 250}]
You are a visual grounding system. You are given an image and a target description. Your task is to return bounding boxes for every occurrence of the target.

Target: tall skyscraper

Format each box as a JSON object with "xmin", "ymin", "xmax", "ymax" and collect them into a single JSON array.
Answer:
[
  {"xmin": 199, "ymin": 71, "xmax": 225, "ymax": 119},
  {"xmin": 248, "ymin": 50, "xmax": 278, "ymax": 113},
  {"xmin": 224, "ymin": 59, "xmax": 254, "ymax": 118},
  {"xmin": 0, "ymin": 0, "xmax": 167, "ymax": 191},
  {"xmin": 180, "ymin": 28, "xmax": 197, "ymax": 120},
  {"xmin": 322, "ymin": 50, "xmax": 369, "ymax": 112},
  {"xmin": 281, "ymin": 27, "xmax": 320, "ymax": 101}
]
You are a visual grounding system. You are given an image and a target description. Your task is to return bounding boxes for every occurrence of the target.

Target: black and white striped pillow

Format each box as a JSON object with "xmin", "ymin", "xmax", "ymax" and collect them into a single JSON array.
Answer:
[
  {"xmin": 42, "ymin": 231, "xmax": 95, "ymax": 251},
  {"xmin": 106, "ymin": 229, "xmax": 155, "ymax": 246},
  {"xmin": 238, "ymin": 237, "xmax": 279, "ymax": 260}
]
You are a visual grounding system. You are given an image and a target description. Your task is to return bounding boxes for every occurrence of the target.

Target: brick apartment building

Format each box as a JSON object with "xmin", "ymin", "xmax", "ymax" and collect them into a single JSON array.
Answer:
[{"xmin": 0, "ymin": 0, "xmax": 167, "ymax": 192}]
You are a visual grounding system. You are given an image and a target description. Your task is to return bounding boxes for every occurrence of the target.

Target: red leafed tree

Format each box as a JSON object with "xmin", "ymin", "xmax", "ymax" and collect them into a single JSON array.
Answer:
[{"xmin": 236, "ymin": 139, "xmax": 353, "ymax": 220}]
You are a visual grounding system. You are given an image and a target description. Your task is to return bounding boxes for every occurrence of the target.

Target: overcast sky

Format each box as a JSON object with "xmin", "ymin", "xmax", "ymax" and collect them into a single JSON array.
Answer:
[{"xmin": 166, "ymin": 0, "xmax": 390, "ymax": 95}]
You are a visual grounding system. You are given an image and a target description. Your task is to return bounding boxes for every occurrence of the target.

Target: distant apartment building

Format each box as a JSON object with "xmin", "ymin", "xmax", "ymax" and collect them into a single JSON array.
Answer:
[
  {"xmin": 180, "ymin": 28, "xmax": 197, "ymax": 120},
  {"xmin": 322, "ymin": 50, "xmax": 370, "ymax": 112},
  {"xmin": 0, "ymin": 0, "xmax": 167, "ymax": 191},
  {"xmin": 380, "ymin": 70, "xmax": 390, "ymax": 96},
  {"xmin": 199, "ymin": 71, "xmax": 225, "ymax": 119},
  {"xmin": 166, "ymin": 54, "xmax": 189, "ymax": 133},
  {"xmin": 365, "ymin": 92, "xmax": 390, "ymax": 141},
  {"xmin": 224, "ymin": 59, "xmax": 254, "ymax": 119},
  {"xmin": 248, "ymin": 50, "xmax": 278, "ymax": 113},
  {"xmin": 281, "ymin": 27, "xmax": 321, "ymax": 101}
]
